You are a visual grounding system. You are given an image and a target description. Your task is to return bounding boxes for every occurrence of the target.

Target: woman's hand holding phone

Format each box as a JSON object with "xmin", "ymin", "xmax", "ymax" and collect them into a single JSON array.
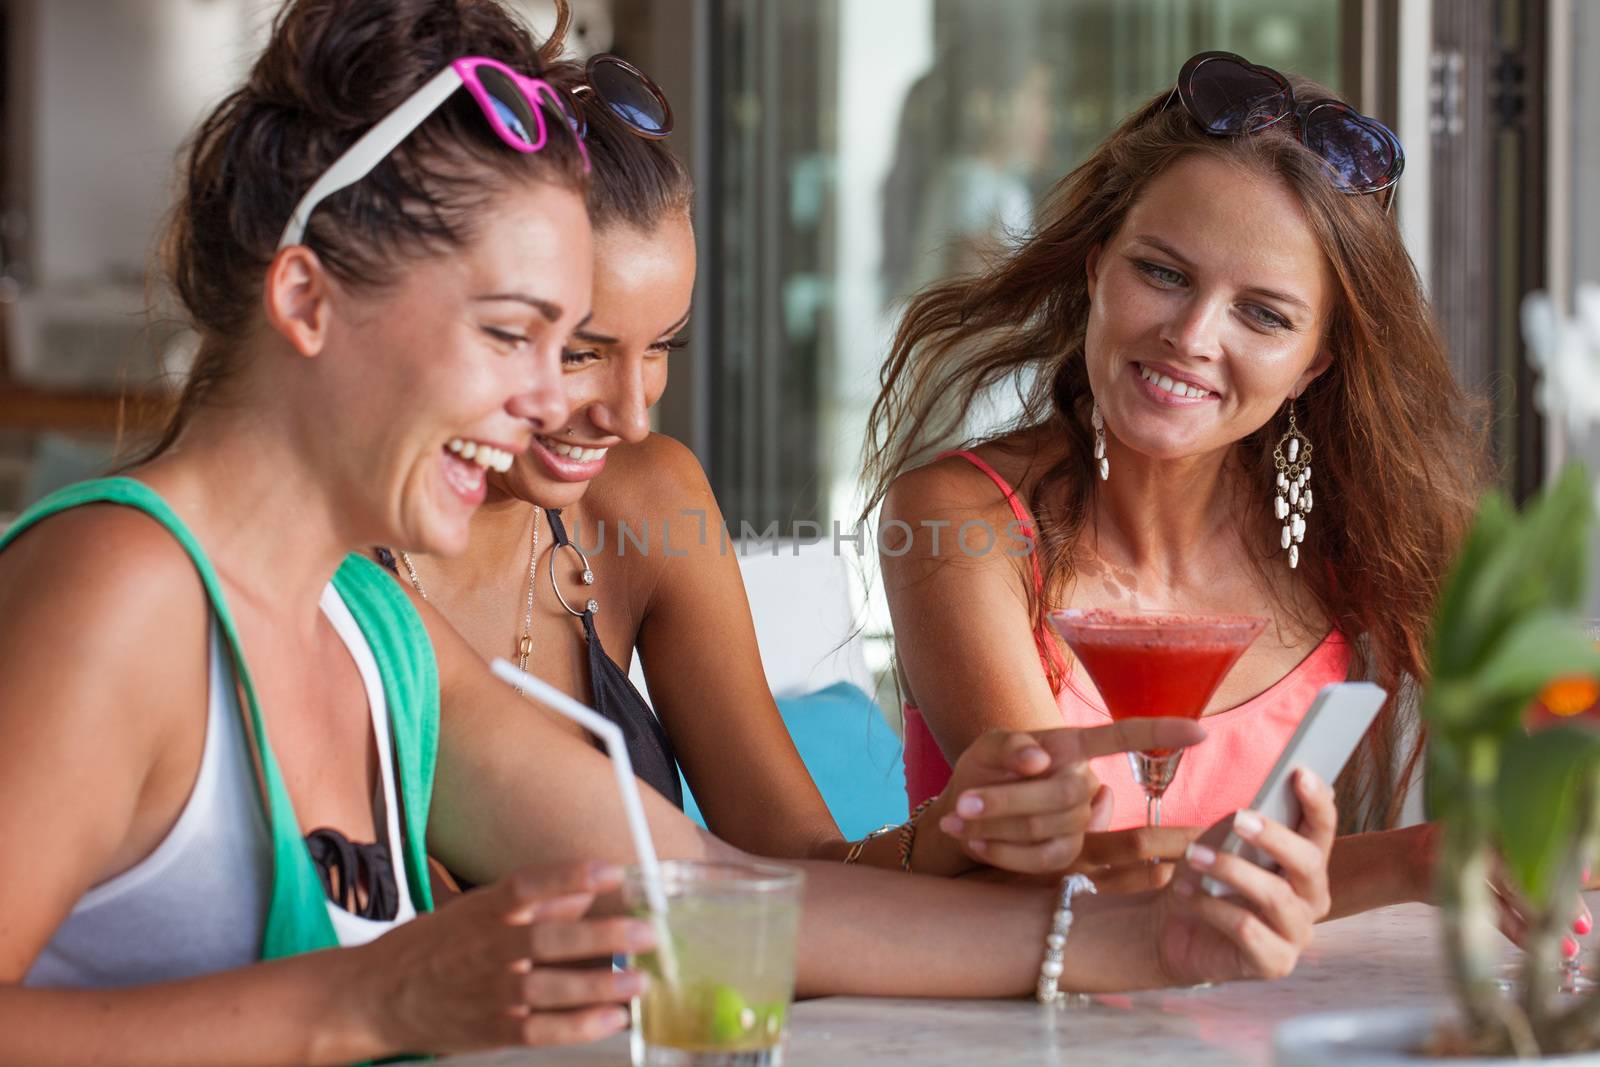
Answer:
[{"xmin": 1154, "ymin": 769, "xmax": 1336, "ymax": 984}]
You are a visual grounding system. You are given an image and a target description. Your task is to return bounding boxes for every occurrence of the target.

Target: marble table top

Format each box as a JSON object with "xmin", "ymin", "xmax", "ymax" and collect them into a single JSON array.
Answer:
[{"xmin": 439, "ymin": 900, "xmax": 1550, "ymax": 1066}]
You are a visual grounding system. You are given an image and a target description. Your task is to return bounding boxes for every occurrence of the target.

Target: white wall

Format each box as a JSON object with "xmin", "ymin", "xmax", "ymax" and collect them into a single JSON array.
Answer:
[{"xmin": 30, "ymin": 0, "xmax": 269, "ymax": 284}]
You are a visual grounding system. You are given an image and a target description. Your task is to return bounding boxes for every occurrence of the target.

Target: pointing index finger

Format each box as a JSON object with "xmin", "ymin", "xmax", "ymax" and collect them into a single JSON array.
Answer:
[{"xmin": 1043, "ymin": 718, "xmax": 1208, "ymax": 763}]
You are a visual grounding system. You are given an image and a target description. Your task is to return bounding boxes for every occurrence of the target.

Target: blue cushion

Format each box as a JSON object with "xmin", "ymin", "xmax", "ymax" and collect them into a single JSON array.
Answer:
[{"xmin": 679, "ymin": 682, "xmax": 908, "ymax": 839}]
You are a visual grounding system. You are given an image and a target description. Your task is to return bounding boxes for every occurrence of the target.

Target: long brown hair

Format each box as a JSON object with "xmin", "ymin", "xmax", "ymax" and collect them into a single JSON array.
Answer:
[
  {"xmin": 135, "ymin": 0, "xmax": 589, "ymax": 464},
  {"xmin": 860, "ymin": 83, "xmax": 1486, "ymax": 831}
]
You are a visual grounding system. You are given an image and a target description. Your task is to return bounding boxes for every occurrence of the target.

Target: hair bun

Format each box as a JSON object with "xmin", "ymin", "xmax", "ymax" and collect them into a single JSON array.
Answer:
[{"xmin": 247, "ymin": 0, "xmax": 545, "ymax": 126}]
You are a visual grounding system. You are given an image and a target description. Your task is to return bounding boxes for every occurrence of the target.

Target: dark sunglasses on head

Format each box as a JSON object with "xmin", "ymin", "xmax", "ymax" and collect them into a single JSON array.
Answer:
[
  {"xmin": 568, "ymin": 53, "xmax": 674, "ymax": 141},
  {"xmin": 1164, "ymin": 51, "xmax": 1404, "ymax": 200}
]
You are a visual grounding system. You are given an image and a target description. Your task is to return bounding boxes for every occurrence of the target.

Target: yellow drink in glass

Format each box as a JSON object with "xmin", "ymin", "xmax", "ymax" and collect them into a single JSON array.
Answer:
[{"xmin": 625, "ymin": 860, "xmax": 804, "ymax": 1067}]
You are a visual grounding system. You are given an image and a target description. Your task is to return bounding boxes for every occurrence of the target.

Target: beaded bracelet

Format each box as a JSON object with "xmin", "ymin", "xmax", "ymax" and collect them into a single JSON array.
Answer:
[
  {"xmin": 896, "ymin": 797, "xmax": 937, "ymax": 872},
  {"xmin": 1035, "ymin": 873, "xmax": 1097, "ymax": 1005}
]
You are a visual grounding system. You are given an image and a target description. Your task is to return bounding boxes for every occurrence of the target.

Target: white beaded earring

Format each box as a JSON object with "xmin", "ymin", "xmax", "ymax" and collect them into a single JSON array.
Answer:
[
  {"xmin": 1091, "ymin": 400, "xmax": 1109, "ymax": 481},
  {"xmin": 1272, "ymin": 400, "xmax": 1313, "ymax": 569}
]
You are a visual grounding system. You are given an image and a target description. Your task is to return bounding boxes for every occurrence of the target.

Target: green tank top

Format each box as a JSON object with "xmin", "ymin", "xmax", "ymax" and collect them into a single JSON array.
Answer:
[{"xmin": 0, "ymin": 476, "xmax": 438, "ymax": 961}]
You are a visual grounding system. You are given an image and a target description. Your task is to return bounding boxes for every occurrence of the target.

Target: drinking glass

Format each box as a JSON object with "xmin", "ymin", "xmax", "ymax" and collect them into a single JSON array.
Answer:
[{"xmin": 624, "ymin": 860, "xmax": 804, "ymax": 1067}]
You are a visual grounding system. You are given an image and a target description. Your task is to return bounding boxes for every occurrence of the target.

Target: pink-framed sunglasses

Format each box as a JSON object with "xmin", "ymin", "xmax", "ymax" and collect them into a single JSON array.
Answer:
[{"xmin": 277, "ymin": 55, "xmax": 589, "ymax": 249}]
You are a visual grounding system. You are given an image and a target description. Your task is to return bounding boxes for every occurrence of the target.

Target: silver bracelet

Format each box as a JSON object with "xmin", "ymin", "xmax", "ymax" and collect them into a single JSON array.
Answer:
[{"xmin": 1035, "ymin": 873, "xmax": 1096, "ymax": 1005}]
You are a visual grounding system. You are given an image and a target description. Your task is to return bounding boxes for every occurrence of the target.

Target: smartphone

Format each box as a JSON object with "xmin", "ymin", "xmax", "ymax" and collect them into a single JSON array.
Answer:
[{"xmin": 1202, "ymin": 681, "xmax": 1387, "ymax": 896}]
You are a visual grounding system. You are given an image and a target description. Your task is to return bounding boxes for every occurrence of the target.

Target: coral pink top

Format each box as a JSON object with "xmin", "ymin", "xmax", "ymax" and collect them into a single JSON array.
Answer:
[{"xmin": 901, "ymin": 449, "xmax": 1352, "ymax": 830}]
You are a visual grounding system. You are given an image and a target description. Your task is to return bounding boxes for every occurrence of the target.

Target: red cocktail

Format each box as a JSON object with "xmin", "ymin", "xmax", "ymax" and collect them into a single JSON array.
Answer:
[{"xmin": 1049, "ymin": 609, "xmax": 1267, "ymax": 827}]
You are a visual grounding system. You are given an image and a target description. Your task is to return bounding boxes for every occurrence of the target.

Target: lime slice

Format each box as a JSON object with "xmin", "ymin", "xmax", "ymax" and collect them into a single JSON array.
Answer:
[{"xmin": 708, "ymin": 984, "xmax": 754, "ymax": 1043}]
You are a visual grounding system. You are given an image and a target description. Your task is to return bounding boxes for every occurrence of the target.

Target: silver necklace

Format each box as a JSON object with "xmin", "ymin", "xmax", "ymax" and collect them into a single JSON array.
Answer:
[{"xmin": 399, "ymin": 506, "xmax": 542, "ymax": 694}]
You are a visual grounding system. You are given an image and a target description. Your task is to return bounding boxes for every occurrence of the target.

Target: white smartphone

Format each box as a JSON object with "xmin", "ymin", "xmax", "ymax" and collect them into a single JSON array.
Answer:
[{"xmin": 1201, "ymin": 681, "xmax": 1387, "ymax": 896}]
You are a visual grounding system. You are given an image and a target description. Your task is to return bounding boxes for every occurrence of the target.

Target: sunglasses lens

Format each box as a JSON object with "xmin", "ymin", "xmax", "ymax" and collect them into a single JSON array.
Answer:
[
  {"xmin": 1303, "ymin": 108, "xmax": 1398, "ymax": 192},
  {"xmin": 477, "ymin": 66, "xmax": 540, "ymax": 148},
  {"xmin": 533, "ymin": 85, "xmax": 584, "ymax": 139},
  {"xmin": 589, "ymin": 56, "xmax": 670, "ymax": 135},
  {"xmin": 1188, "ymin": 58, "xmax": 1289, "ymax": 134}
]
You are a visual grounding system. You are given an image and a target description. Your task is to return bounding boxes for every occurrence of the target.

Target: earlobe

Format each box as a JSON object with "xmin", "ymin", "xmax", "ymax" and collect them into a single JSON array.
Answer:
[{"xmin": 262, "ymin": 246, "xmax": 330, "ymax": 358}]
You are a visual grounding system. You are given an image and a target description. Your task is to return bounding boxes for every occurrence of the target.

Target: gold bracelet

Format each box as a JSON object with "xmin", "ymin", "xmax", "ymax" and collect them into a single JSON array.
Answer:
[
  {"xmin": 897, "ymin": 797, "xmax": 938, "ymax": 872},
  {"xmin": 843, "ymin": 822, "xmax": 898, "ymax": 864}
]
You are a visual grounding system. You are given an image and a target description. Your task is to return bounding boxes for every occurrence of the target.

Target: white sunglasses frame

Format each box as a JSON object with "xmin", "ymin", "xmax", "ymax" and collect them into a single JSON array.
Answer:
[
  {"xmin": 276, "ymin": 59, "xmax": 583, "ymax": 250},
  {"xmin": 277, "ymin": 65, "xmax": 466, "ymax": 250}
]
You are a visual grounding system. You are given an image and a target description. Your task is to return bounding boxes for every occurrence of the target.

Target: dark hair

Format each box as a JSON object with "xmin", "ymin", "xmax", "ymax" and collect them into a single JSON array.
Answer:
[
  {"xmin": 862, "ymin": 78, "xmax": 1487, "ymax": 832},
  {"xmin": 540, "ymin": 59, "xmax": 692, "ymax": 231},
  {"xmin": 142, "ymin": 0, "xmax": 589, "ymax": 461}
]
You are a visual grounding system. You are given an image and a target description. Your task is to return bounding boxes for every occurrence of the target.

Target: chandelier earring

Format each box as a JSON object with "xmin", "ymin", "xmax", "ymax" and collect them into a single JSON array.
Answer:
[
  {"xmin": 1272, "ymin": 399, "xmax": 1313, "ymax": 569},
  {"xmin": 1091, "ymin": 400, "xmax": 1109, "ymax": 481}
]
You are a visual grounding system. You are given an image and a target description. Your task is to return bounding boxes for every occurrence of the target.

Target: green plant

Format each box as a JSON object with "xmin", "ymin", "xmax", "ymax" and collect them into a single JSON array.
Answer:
[{"xmin": 1425, "ymin": 464, "xmax": 1600, "ymax": 1056}]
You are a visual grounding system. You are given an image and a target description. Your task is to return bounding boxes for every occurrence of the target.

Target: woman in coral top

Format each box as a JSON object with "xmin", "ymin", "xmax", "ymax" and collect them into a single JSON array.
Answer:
[{"xmin": 863, "ymin": 52, "xmax": 1484, "ymax": 912}]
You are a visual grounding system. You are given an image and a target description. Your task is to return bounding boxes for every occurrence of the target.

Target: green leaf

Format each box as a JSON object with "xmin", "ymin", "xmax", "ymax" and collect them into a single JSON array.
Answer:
[
  {"xmin": 1496, "ymin": 725, "xmax": 1600, "ymax": 906},
  {"xmin": 1456, "ymin": 613, "xmax": 1600, "ymax": 734},
  {"xmin": 1517, "ymin": 466, "xmax": 1593, "ymax": 617},
  {"xmin": 1470, "ymin": 469, "xmax": 1591, "ymax": 632},
  {"xmin": 1425, "ymin": 731, "xmax": 1465, "ymax": 822},
  {"xmin": 1434, "ymin": 467, "xmax": 1593, "ymax": 684},
  {"xmin": 1422, "ymin": 617, "xmax": 1600, "ymax": 739},
  {"xmin": 1430, "ymin": 491, "xmax": 1516, "ymax": 680}
]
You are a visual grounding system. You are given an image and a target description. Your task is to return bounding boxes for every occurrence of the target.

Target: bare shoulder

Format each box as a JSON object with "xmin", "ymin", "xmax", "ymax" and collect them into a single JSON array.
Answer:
[
  {"xmin": 0, "ymin": 503, "xmax": 208, "ymax": 622},
  {"xmin": 876, "ymin": 429, "xmax": 1068, "ymax": 581},
  {"xmin": 882, "ymin": 430, "xmax": 1051, "ymax": 526},
  {"xmin": 588, "ymin": 433, "xmax": 714, "ymax": 518},
  {"xmin": 0, "ymin": 503, "xmax": 208, "ymax": 752},
  {"xmin": 883, "ymin": 454, "xmax": 993, "ymax": 524}
]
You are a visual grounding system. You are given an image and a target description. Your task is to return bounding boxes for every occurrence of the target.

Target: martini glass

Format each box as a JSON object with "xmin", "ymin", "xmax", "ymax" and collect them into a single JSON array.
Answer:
[{"xmin": 1048, "ymin": 609, "xmax": 1267, "ymax": 827}]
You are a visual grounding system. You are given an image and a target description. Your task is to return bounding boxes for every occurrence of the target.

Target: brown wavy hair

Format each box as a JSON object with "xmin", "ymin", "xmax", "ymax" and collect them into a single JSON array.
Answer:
[{"xmin": 860, "ymin": 81, "xmax": 1487, "ymax": 832}]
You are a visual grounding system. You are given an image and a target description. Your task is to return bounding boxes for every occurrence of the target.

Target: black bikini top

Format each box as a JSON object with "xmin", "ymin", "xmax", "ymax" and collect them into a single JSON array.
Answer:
[
  {"xmin": 304, "ymin": 772, "xmax": 402, "ymax": 921},
  {"xmin": 545, "ymin": 508, "xmax": 683, "ymax": 809},
  {"xmin": 306, "ymin": 828, "xmax": 400, "ymax": 920}
]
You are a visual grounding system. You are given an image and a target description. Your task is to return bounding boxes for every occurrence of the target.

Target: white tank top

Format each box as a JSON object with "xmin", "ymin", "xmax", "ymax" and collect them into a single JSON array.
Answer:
[{"xmin": 25, "ymin": 585, "xmax": 415, "ymax": 988}]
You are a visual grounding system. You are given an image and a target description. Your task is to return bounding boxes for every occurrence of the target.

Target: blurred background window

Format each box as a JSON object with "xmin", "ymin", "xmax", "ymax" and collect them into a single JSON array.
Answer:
[{"xmin": 686, "ymin": 0, "xmax": 1343, "ymax": 535}]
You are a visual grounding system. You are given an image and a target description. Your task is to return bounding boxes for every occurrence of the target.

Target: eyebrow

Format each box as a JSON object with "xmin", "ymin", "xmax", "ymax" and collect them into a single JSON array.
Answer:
[
  {"xmin": 572, "ymin": 307, "xmax": 693, "ymax": 346},
  {"xmin": 472, "ymin": 292, "xmax": 566, "ymax": 321},
  {"xmin": 1130, "ymin": 235, "xmax": 1312, "ymax": 313}
]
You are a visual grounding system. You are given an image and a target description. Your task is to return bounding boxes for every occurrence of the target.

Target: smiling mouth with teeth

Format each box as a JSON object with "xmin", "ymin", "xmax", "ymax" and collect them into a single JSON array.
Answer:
[
  {"xmin": 1138, "ymin": 363, "xmax": 1214, "ymax": 400},
  {"xmin": 445, "ymin": 437, "xmax": 515, "ymax": 473},
  {"xmin": 539, "ymin": 436, "xmax": 610, "ymax": 463}
]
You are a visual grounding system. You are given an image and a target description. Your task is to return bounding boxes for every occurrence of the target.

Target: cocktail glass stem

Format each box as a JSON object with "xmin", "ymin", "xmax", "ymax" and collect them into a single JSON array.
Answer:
[{"xmin": 1128, "ymin": 750, "xmax": 1185, "ymax": 829}]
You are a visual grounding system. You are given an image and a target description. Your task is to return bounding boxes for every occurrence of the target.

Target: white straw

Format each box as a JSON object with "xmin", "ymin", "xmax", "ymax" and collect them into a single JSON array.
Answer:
[{"xmin": 490, "ymin": 658, "xmax": 671, "ymax": 916}]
